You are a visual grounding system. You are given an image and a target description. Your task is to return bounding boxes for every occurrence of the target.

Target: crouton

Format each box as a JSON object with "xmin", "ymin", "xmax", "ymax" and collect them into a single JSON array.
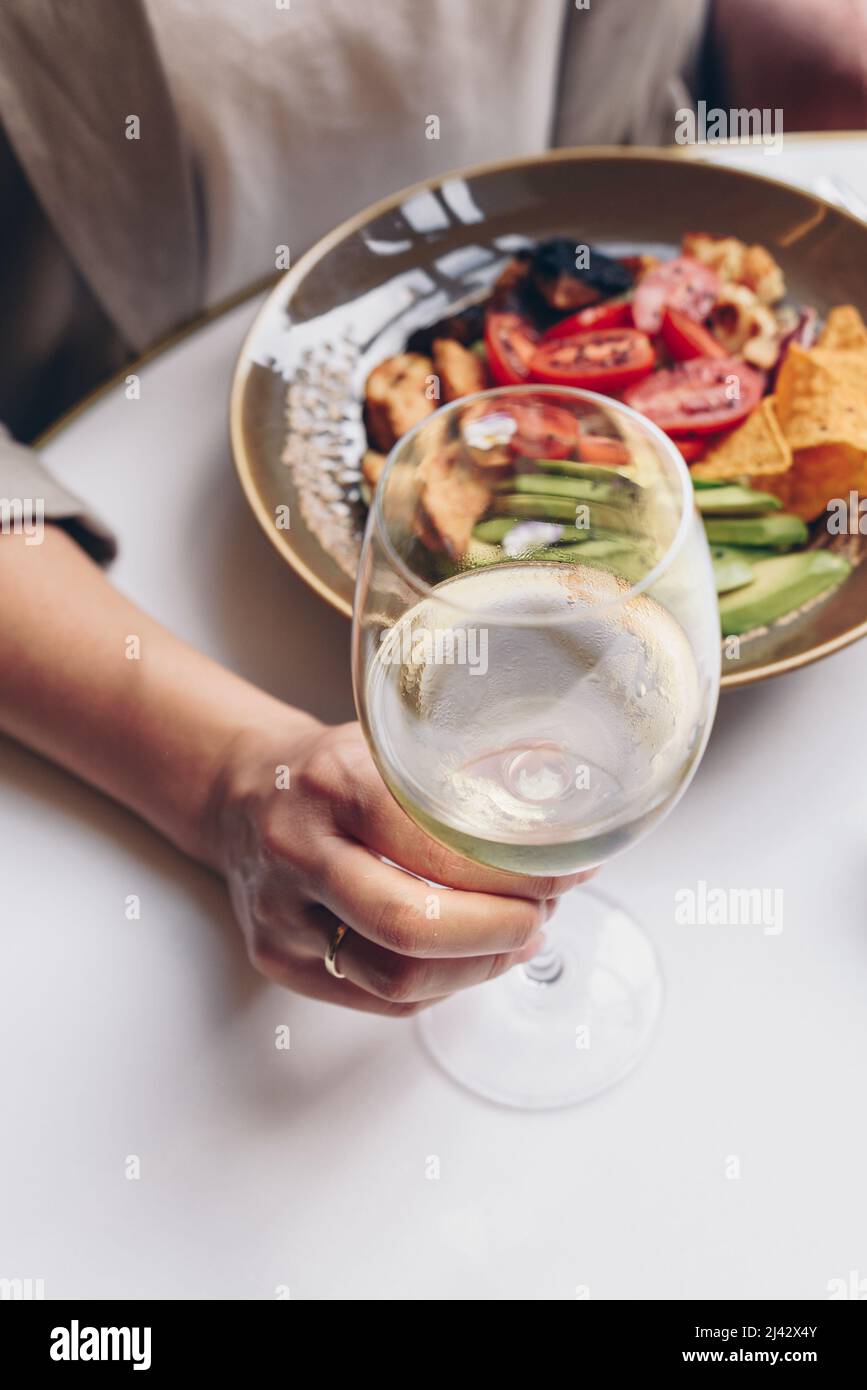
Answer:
[
  {"xmin": 455, "ymin": 397, "xmax": 519, "ymax": 470},
  {"xmin": 683, "ymin": 232, "xmax": 746, "ymax": 284},
  {"xmin": 740, "ymin": 244, "xmax": 785, "ymax": 305},
  {"xmin": 364, "ymin": 353, "xmax": 435, "ymax": 452},
  {"xmin": 682, "ymin": 232, "xmax": 785, "ymax": 305},
  {"xmin": 415, "ymin": 445, "xmax": 491, "ymax": 559},
  {"xmin": 432, "ymin": 338, "xmax": 488, "ymax": 403},
  {"xmin": 709, "ymin": 284, "xmax": 781, "ymax": 368},
  {"xmin": 361, "ymin": 450, "xmax": 386, "ymax": 492}
]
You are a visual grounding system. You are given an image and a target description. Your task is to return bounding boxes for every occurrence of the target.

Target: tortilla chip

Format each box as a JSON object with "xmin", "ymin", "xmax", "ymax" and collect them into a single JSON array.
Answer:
[
  {"xmin": 818, "ymin": 305, "xmax": 867, "ymax": 356},
  {"xmin": 691, "ymin": 398, "xmax": 792, "ymax": 481},
  {"xmin": 694, "ymin": 308, "xmax": 867, "ymax": 511},
  {"xmin": 775, "ymin": 343, "xmax": 867, "ymax": 453},
  {"xmin": 764, "ymin": 442, "xmax": 867, "ymax": 521},
  {"xmin": 762, "ymin": 468, "xmax": 792, "ymax": 508}
]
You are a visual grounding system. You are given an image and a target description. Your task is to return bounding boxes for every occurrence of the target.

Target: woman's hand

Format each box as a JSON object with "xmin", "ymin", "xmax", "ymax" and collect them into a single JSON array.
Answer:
[
  {"xmin": 207, "ymin": 719, "xmax": 591, "ymax": 1016},
  {"xmin": 0, "ymin": 528, "xmax": 590, "ymax": 1016}
]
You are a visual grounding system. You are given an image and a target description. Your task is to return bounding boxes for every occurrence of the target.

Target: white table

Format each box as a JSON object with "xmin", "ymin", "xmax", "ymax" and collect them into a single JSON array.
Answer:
[{"xmin": 3, "ymin": 138, "xmax": 867, "ymax": 1301}]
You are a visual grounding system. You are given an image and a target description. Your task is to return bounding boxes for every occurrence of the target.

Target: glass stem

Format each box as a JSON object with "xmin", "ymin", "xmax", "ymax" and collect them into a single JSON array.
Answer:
[{"xmin": 523, "ymin": 928, "xmax": 564, "ymax": 984}]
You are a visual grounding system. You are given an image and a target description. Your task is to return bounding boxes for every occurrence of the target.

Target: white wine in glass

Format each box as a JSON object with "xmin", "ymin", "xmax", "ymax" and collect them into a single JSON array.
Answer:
[{"xmin": 352, "ymin": 386, "xmax": 720, "ymax": 1108}]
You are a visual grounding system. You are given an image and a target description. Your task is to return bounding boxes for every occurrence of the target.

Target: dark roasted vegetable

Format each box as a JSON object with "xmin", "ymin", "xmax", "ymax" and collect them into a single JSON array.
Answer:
[
  {"xmin": 530, "ymin": 238, "xmax": 634, "ymax": 312},
  {"xmin": 406, "ymin": 302, "xmax": 487, "ymax": 356}
]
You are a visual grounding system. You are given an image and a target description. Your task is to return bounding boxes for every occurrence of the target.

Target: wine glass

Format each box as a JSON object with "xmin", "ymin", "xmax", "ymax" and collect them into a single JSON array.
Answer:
[{"xmin": 352, "ymin": 385, "xmax": 720, "ymax": 1108}]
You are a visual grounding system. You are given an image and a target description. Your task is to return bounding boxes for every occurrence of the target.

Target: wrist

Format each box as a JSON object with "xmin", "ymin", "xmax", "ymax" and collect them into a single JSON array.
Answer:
[{"xmin": 196, "ymin": 701, "xmax": 322, "ymax": 874}]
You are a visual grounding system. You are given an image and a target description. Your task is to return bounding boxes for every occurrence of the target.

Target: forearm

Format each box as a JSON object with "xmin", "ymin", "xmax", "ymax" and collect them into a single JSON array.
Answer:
[{"xmin": 0, "ymin": 527, "xmax": 319, "ymax": 867}]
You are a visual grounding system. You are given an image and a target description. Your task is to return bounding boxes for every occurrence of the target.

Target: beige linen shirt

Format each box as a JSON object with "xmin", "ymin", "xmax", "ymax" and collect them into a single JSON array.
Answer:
[{"xmin": 0, "ymin": 0, "xmax": 707, "ymax": 558}]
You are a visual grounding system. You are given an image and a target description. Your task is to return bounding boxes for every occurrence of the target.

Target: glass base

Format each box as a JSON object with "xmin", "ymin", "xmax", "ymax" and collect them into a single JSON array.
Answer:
[{"xmin": 418, "ymin": 888, "xmax": 663, "ymax": 1110}]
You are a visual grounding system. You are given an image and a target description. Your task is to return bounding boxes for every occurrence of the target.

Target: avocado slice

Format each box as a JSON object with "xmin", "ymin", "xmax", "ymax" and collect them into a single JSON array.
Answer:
[
  {"xmin": 472, "ymin": 518, "xmax": 521, "ymax": 544},
  {"xmin": 703, "ymin": 514, "xmax": 808, "ymax": 549},
  {"xmin": 532, "ymin": 539, "xmax": 650, "ymax": 583},
  {"xmin": 473, "ymin": 518, "xmax": 599, "ymax": 545},
  {"xmin": 493, "ymin": 473, "xmax": 627, "ymax": 505},
  {"xmin": 718, "ymin": 551, "xmax": 851, "ymax": 636},
  {"xmin": 490, "ymin": 495, "xmax": 637, "ymax": 533},
  {"xmin": 719, "ymin": 545, "xmax": 777, "ymax": 564},
  {"xmin": 535, "ymin": 539, "xmax": 636, "ymax": 562},
  {"xmin": 711, "ymin": 546, "xmax": 755, "ymax": 595},
  {"xmin": 491, "ymin": 494, "xmax": 587, "ymax": 523},
  {"xmin": 463, "ymin": 539, "xmax": 502, "ymax": 567},
  {"xmin": 695, "ymin": 484, "xmax": 782, "ymax": 516},
  {"xmin": 535, "ymin": 457, "xmax": 638, "ymax": 491}
]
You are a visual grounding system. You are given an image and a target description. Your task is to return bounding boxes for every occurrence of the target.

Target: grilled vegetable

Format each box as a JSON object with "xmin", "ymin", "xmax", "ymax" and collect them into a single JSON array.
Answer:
[{"xmin": 529, "ymin": 238, "xmax": 634, "ymax": 312}]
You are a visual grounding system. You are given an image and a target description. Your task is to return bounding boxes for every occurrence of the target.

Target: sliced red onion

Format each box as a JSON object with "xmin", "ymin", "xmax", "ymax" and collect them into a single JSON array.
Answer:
[{"xmin": 772, "ymin": 307, "xmax": 819, "ymax": 382}]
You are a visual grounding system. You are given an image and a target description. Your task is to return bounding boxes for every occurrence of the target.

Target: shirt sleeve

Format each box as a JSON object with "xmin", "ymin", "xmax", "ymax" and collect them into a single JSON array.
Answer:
[{"xmin": 0, "ymin": 423, "xmax": 116, "ymax": 563}]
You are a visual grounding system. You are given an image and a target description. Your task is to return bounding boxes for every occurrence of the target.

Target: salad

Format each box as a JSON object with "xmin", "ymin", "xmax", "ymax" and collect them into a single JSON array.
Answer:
[{"xmin": 360, "ymin": 234, "xmax": 865, "ymax": 636}]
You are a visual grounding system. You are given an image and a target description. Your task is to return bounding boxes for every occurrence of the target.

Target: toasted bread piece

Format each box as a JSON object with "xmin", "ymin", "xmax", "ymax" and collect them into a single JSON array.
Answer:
[
  {"xmin": 432, "ymin": 338, "xmax": 488, "ymax": 403},
  {"xmin": 683, "ymin": 232, "xmax": 785, "ymax": 305},
  {"xmin": 361, "ymin": 450, "xmax": 386, "ymax": 492},
  {"xmin": 455, "ymin": 397, "xmax": 517, "ymax": 469},
  {"xmin": 415, "ymin": 446, "xmax": 491, "ymax": 558},
  {"xmin": 709, "ymin": 283, "xmax": 781, "ymax": 368},
  {"xmin": 683, "ymin": 233, "xmax": 745, "ymax": 283},
  {"xmin": 740, "ymin": 243, "xmax": 785, "ymax": 305},
  {"xmin": 364, "ymin": 353, "xmax": 435, "ymax": 452}
]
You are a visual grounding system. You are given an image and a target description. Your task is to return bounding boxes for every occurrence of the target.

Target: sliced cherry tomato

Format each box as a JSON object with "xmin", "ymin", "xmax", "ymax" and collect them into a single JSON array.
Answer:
[
  {"xmin": 632, "ymin": 256, "xmax": 720, "ymax": 336},
  {"xmin": 507, "ymin": 402, "xmax": 578, "ymax": 459},
  {"xmin": 623, "ymin": 356, "xmax": 765, "ymax": 435},
  {"xmin": 661, "ymin": 309, "xmax": 727, "ymax": 362},
  {"xmin": 672, "ymin": 435, "xmax": 708, "ymax": 463},
  {"xmin": 672, "ymin": 427, "xmax": 736, "ymax": 460},
  {"xmin": 576, "ymin": 433, "xmax": 631, "ymax": 465},
  {"xmin": 484, "ymin": 311, "xmax": 539, "ymax": 387},
  {"xmin": 528, "ymin": 328, "xmax": 655, "ymax": 393},
  {"xmin": 542, "ymin": 299, "xmax": 633, "ymax": 341}
]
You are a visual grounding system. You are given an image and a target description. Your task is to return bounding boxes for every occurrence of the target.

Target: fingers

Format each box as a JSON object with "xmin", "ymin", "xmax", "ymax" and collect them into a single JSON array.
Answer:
[
  {"xmin": 255, "ymin": 911, "xmax": 539, "ymax": 1011},
  {"xmin": 300, "ymin": 901, "xmax": 542, "ymax": 1004},
  {"xmin": 314, "ymin": 838, "xmax": 554, "ymax": 958},
  {"xmin": 255, "ymin": 947, "xmax": 446, "ymax": 1018},
  {"xmin": 333, "ymin": 922, "xmax": 540, "ymax": 1003},
  {"xmin": 336, "ymin": 733, "xmax": 594, "ymax": 901}
]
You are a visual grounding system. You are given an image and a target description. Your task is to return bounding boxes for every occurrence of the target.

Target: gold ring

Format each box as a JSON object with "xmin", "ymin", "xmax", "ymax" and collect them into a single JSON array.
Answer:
[{"xmin": 325, "ymin": 924, "xmax": 349, "ymax": 979}]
